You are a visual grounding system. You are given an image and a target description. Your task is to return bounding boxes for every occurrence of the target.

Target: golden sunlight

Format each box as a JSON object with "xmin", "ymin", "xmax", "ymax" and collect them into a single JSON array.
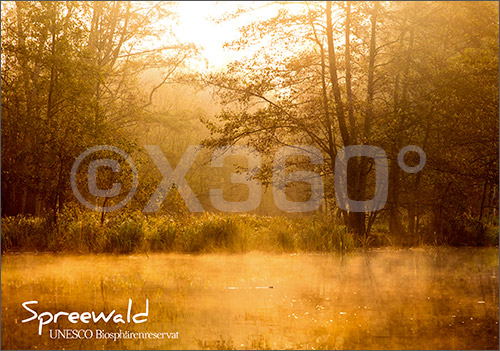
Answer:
[{"xmin": 1, "ymin": 1, "xmax": 498, "ymax": 350}]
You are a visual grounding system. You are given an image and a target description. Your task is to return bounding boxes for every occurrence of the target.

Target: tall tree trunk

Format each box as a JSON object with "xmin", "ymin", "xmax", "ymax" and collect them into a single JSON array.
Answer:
[
  {"xmin": 326, "ymin": 1, "xmax": 366, "ymax": 238},
  {"xmin": 326, "ymin": 1, "xmax": 350, "ymax": 147},
  {"xmin": 390, "ymin": 14, "xmax": 415, "ymax": 241},
  {"xmin": 345, "ymin": 1, "xmax": 356, "ymax": 142},
  {"xmin": 363, "ymin": 2, "xmax": 378, "ymax": 142},
  {"xmin": 358, "ymin": 2, "xmax": 379, "ymax": 238},
  {"xmin": 408, "ymin": 114, "xmax": 430, "ymax": 239}
]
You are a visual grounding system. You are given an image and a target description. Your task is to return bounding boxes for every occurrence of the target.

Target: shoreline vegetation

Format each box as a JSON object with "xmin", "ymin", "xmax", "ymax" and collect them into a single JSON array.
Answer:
[{"xmin": 2, "ymin": 211, "xmax": 498, "ymax": 254}]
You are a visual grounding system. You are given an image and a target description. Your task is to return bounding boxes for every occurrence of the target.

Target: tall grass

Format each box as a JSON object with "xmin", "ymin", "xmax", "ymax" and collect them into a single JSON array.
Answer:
[
  {"xmin": 1, "ymin": 211, "xmax": 355, "ymax": 254},
  {"xmin": 3, "ymin": 209, "xmax": 497, "ymax": 254}
]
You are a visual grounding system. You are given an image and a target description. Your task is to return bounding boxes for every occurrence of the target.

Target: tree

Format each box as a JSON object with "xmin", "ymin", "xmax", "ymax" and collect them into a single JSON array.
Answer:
[
  {"xmin": 200, "ymin": 1, "xmax": 499, "ymax": 242},
  {"xmin": 1, "ymin": 1, "xmax": 195, "ymax": 221},
  {"xmin": 201, "ymin": 1, "xmax": 385, "ymax": 237}
]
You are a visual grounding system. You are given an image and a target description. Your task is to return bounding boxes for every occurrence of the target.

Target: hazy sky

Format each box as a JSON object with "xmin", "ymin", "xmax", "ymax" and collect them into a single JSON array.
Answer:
[
  {"xmin": 173, "ymin": 1, "xmax": 294, "ymax": 71},
  {"xmin": 175, "ymin": 1, "xmax": 244, "ymax": 69}
]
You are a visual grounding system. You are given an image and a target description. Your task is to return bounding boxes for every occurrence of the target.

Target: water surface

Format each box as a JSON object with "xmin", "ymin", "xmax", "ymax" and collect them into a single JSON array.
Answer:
[{"xmin": 1, "ymin": 248, "xmax": 498, "ymax": 349}]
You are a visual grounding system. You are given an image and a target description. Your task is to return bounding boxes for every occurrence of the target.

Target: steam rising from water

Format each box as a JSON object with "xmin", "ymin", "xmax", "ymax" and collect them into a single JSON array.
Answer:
[{"xmin": 2, "ymin": 248, "xmax": 498, "ymax": 349}]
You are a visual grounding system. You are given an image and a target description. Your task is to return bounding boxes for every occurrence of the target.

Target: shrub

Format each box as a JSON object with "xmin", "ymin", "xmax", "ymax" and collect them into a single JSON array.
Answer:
[
  {"xmin": 106, "ymin": 217, "xmax": 145, "ymax": 253},
  {"xmin": 298, "ymin": 217, "xmax": 352, "ymax": 252},
  {"xmin": 1, "ymin": 215, "xmax": 52, "ymax": 252},
  {"xmin": 175, "ymin": 214, "xmax": 239, "ymax": 253},
  {"xmin": 146, "ymin": 217, "xmax": 177, "ymax": 252},
  {"xmin": 484, "ymin": 223, "xmax": 499, "ymax": 246}
]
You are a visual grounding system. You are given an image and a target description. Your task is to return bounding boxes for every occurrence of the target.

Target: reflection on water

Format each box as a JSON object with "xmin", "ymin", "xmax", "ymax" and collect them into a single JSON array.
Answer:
[{"xmin": 1, "ymin": 248, "xmax": 498, "ymax": 350}]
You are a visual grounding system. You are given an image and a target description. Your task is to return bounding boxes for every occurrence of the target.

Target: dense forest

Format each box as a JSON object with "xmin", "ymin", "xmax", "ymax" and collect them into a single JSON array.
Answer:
[{"xmin": 1, "ymin": 1, "xmax": 498, "ymax": 252}]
